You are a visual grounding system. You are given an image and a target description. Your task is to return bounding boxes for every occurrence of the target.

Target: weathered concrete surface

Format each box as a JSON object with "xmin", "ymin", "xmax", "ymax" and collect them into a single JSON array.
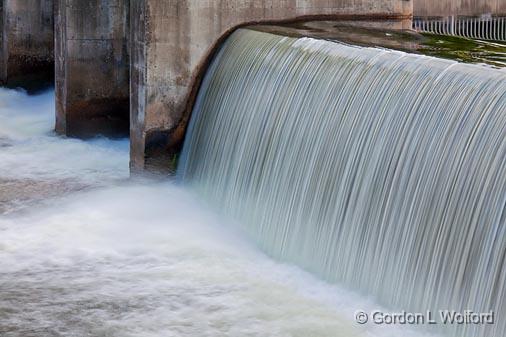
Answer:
[
  {"xmin": 414, "ymin": 0, "xmax": 506, "ymax": 17},
  {"xmin": 130, "ymin": 0, "xmax": 413, "ymax": 171},
  {"xmin": 55, "ymin": 0, "xmax": 129, "ymax": 138},
  {"xmin": 0, "ymin": 0, "xmax": 54, "ymax": 90}
]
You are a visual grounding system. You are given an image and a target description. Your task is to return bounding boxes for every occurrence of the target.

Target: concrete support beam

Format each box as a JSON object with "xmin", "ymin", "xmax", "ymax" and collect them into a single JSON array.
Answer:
[
  {"xmin": 55, "ymin": 0, "xmax": 129, "ymax": 138},
  {"xmin": 414, "ymin": 0, "xmax": 505, "ymax": 17},
  {"xmin": 130, "ymin": 0, "xmax": 413, "ymax": 171},
  {"xmin": 0, "ymin": 0, "xmax": 54, "ymax": 90}
]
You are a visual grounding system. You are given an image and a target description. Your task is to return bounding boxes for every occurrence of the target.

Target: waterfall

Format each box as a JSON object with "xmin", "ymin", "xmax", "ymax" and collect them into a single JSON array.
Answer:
[{"xmin": 179, "ymin": 28, "xmax": 506, "ymax": 337}]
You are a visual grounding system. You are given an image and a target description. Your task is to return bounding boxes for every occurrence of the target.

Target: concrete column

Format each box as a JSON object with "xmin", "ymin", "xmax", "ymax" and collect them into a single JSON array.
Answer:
[
  {"xmin": 0, "ymin": 1, "xmax": 5, "ymax": 82},
  {"xmin": 414, "ymin": 0, "xmax": 504, "ymax": 17},
  {"xmin": 55, "ymin": 0, "xmax": 129, "ymax": 138},
  {"xmin": 130, "ymin": 0, "xmax": 413, "ymax": 172},
  {"xmin": 0, "ymin": 0, "xmax": 54, "ymax": 90},
  {"xmin": 496, "ymin": 0, "xmax": 506, "ymax": 16}
]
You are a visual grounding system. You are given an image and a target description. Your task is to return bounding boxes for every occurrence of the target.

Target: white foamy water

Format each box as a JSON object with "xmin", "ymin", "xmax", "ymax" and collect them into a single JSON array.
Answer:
[
  {"xmin": 0, "ymin": 88, "xmax": 129, "ymax": 214},
  {"xmin": 0, "ymin": 88, "xmax": 437, "ymax": 337},
  {"xmin": 0, "ymin": 88, "xmax": 129, "ymax": 184}
]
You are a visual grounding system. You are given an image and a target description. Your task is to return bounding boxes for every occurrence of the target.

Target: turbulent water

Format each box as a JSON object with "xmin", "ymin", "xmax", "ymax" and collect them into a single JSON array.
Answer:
[
  {"xmin": 179, "ymin": 29, "xmax": 506, "ymax": 337},
  {"xmin": 0, "ymin": 88, "xmax": 436, "ymax": 336},
  {"xmin": 0, "ymin": 89, "xmax": 129, "ymax": 214}
]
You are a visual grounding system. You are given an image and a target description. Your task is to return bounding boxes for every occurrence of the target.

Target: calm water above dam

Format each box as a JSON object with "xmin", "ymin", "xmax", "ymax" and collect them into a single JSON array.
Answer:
[{"xmin": 0, "ymin": 89, "xmax": 434, "ymax": 337}]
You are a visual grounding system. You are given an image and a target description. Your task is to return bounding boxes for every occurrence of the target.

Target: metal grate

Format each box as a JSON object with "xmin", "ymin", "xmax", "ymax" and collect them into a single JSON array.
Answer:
[{"xmin": 413, "ymin": 16, "xmax": 506, "ymax": 41}]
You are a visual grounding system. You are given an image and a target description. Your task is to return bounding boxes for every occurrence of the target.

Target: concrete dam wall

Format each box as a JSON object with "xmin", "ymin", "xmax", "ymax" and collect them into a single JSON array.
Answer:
[
  {"xmin": 4, "ymin": 0, "xmax": 506, "ymax": 170},
  {"xmin": 414, "ymin": 0, "xmax": 506, "ymax": 17},
  {"xmin": 18, "ymin": 0, "xmax": 506, "ymax": 169},
  {"xmin": 55, "ymin": 0, "xmax": 130, "ymax": 138},
  {"xmin": 0, "ymin": 0, "xmax": 53, "ymax": 88},
  {"xmin": 129, "ymin": 0, "xmax": 413, "ymax": 170},
  {"xmin": 2, "ymin": 0, "xmax": 417, "ymax": 170}
]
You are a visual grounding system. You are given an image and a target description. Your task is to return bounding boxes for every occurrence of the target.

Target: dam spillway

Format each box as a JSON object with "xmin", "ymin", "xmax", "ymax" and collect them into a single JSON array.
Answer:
[
  {"xmin": 0, "ymin": 88, "xmax": 437, "ymax": 337},
  {"xmin": 179, "ymin": 28, "xmax": 506, "ymax": 337},
  {"xmin": 1, "ymin": 0, "xmax": 506, "ymax": 335}
]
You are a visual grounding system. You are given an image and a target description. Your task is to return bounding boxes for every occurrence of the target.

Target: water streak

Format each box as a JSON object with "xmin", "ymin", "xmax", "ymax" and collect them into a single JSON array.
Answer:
[
  {"xmin": 0, "ymin": 88, "xmax": 432, "ymax": 336},
  {"xmin": 180, "ymin": 29, "xmax": 506, "ymax": 337}
]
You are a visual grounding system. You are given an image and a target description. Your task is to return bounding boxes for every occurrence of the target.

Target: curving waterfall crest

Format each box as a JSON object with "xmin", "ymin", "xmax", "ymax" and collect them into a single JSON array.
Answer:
[{"xmin": 179, "ymin": 29, "xmax": 506, "ymax": 337}]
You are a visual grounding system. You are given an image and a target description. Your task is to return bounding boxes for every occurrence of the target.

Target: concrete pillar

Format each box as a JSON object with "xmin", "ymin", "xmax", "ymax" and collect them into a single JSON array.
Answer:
[
  {"xmin": 414, "ymin": 0, "xmax": 505, "ymax": 17},
  {"xmin": 55, "ymin": 0, "xmax": 129, "ymax": 138},
  {"xmin": 130, "ymin": 0, "xmax": 413, "ymax": 171},
  {"xmin": 0, "ymin": 0, "xmax": 54, "ymax": 90}
]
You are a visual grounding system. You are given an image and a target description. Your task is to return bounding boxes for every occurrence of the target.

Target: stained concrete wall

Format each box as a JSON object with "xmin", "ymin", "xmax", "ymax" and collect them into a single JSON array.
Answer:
[
  {"xmin": 414, "ymin": 0, "xmax": 506, "ymax": 17},
  {"xmin": 0, "ymin": 0, "xmax": 53, "ymax": 88},
  {"xmin": 130, "ymin": 0, "xmax": 413, "ymax": 171},
  {"xmin": 55, "ymin": 0, "xmax": 129, "ymax": 138}
]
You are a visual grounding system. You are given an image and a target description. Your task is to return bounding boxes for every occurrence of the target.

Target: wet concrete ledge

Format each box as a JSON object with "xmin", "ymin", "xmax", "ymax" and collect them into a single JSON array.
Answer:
[
  {"xmin": 1, "ymin": 58, "xmax": 54, "ymax": 94},
  {"xmin": 59, "ymin": 97, "xmax": 130, "ymax": 139}
]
